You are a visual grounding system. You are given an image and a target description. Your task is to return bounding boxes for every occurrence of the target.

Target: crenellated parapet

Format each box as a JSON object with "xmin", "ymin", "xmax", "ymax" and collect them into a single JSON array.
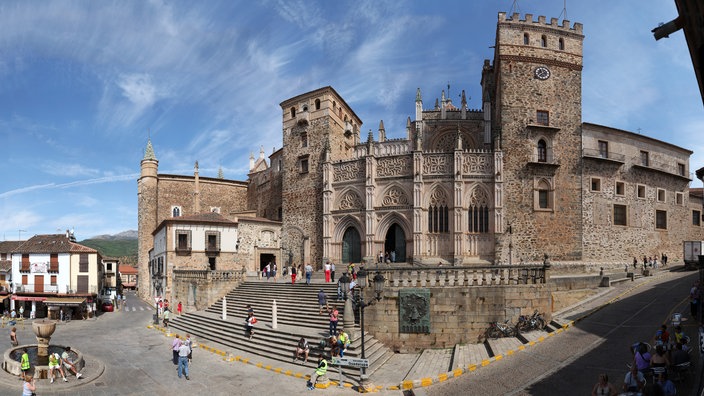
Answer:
[{"xmin": 498, "ymin": 12, "xmax": 582, "ymax": 34}]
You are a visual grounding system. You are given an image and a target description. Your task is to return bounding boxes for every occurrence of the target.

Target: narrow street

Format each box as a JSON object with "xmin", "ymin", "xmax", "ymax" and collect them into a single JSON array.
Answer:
[{"xmin": 422, "ymin": 269, "xmax": 701, "ymax": 396}]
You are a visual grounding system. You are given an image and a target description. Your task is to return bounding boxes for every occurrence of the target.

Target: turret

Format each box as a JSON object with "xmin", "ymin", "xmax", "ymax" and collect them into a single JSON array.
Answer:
[{"xmin": 378, "ymin": 120, "xmax": 386, "ymax": 142}]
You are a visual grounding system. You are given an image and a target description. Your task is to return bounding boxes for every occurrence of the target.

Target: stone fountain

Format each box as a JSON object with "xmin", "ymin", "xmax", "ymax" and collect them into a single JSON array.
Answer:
[{"xmin": 3, "ymin": 319, "xmax": 85, "ymax": 379}]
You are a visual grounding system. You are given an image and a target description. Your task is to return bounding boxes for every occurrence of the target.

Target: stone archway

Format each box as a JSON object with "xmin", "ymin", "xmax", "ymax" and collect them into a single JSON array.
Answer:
[
  {"xmin": 384, "ymin": 223, "xmax": 406, "ymax": 263},
  {"xmin": 341, "ymin": 227, "xmax": 362, "ymax": 264}
]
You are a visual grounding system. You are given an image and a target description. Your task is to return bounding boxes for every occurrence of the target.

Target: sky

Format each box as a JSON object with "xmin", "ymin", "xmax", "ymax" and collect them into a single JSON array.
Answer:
[{"xmin": 0, "ymin": 0, "xmax": 702, "ymax": 241}]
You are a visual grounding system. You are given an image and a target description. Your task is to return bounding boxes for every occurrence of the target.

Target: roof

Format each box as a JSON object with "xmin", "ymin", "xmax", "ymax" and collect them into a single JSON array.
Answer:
[
  {"xmin": 153, "ymin": 211, "xmax": 238, "ymax": 235},
  {"xmin": 13, "ymin": 234, "xmax": 98, "ymax": 254},
  {"xmin": 0, "ymin": 241, "xmax": 23, "ymax": 254},
  {"xmin": 119, "ymin": 265, "xmax": 138, "ymax": 275}
]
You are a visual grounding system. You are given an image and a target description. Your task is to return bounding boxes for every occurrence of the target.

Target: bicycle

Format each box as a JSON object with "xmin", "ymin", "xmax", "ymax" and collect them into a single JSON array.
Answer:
[{"xmin": 485, "ymin": 319, "xmax": 516, "ymax": 339}]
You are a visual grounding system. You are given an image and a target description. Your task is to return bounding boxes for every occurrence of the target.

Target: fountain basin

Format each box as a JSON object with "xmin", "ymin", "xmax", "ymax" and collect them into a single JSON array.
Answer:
[{"xmin": 3, "ymin": 345, "xmax": 84, "ymax": 379}]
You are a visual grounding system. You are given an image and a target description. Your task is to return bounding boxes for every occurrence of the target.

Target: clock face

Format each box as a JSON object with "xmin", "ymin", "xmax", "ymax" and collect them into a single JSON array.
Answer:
[{"xmin": 534, "ymin": 66, "xmax": 550, "ymax": 80}]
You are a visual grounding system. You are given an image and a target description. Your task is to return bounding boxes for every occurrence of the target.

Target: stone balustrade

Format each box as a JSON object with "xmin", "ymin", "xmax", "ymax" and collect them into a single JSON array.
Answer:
[
  {"xmin": 173, "ymin": 269, "xmax": 246, "ymax": 281},
  {"xmin": 369, "ymin": 265, "xmax": 547, "ymax": 288}
]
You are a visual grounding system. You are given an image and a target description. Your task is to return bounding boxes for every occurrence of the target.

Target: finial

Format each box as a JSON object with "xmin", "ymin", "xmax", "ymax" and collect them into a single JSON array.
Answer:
[
  {"xmin": 415, "ymin": 88, "xmax": 422, "ymax": 102},
  {"xmin": 143, "ymin": 138, "xmax": 156, "ymax": 161},
  {"xmin": 194, "ymin": 161, "xmax": 199, "ymax": 171},
  {"xmin": 461, "ymin": 90, "xmax": 467, "ymax": 107},
  {"xmin": 218, "ymin": 166, "xmax": 224, "ymax": 179}
]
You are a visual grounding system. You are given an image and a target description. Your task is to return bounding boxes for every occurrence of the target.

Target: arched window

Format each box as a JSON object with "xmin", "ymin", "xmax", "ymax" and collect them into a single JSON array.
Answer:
[
  {"xmin": 427, "ymin": 189, "xmax": 449, "ymax": 233},
  {"xmin": 541, "ymin": 35, "xmax": 547, "ymax": 47},
  {"xmin": 559, "ymin": 38, "xmax": 565, "ymax": 50},
  {"xmin": 536, "ymin": 179, "xmax": 553, "ymax": 210},
  {"xmin": 290, "ymin": 107, "xmax": 296, "ymax": 118},
  {"xmin": 302, "ymin": 104, "xmax": 308, "ymax": 112},
  {"xmin": 172, "ymin": 207, "xmax": 181, "ymax": 217},
  {"xmin": 468, "ymin": 204, "xmax": 489, "ymax": 233},
  {"xmin": 315, "ymin": 99, "xmax": 321, "ymax": 110},
  {"xmin": 523, "ymin": 33, "xmax": 529, "ymax": 45},
  {"xmin": 537, "ymin": 139, "xmax": 547, "ymax": 162}
]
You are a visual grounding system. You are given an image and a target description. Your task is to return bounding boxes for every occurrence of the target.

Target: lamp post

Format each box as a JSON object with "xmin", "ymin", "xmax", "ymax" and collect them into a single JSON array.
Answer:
[{"xmin": 351, "ymin": 268, "xmax": 385, "ymax": 384}]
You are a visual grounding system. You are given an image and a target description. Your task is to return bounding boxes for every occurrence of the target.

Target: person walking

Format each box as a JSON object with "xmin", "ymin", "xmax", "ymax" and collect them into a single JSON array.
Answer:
[
  {"xmin": 171, "ymin": 335, "xmax": 181, "ymax": 365},
  {"xmin": 265, "ymin": 262, "xmax": 271, "ymax": 281},
  {"xmin": 21, "ymin": 375, "xmax": 35, "ymax": 396},
  {"xmin": 330, "ymin": 262, "xmax": 336, "ymax": 283},
  {"xmin": 291, "ymin": 264, "xmax": 297, "ymax": 284},
  {"xmin": 177, "ymin": 301, "xmax": 183, "ymax": 316},
  {"xmin": 324, "ymin": 261, "xmax": 331, "ymax": 283},
  {"xmin": 591, "ymin": 373, "xmax": 617, "ymax": 396},
  {"xmin": 318, "ymin": 289, "xmax": 329, "ymax": 314},
  {"xmin": 163, "ymin": 307, "xmax": 171, "ymax": 327},
  {"xmin": 177, "ymin": 339, "xmax": 190, "ymax": 380},
  {"xmin": 305, "ymin": 263, "xmax": 313, "ymax": 285},
  {"xmin": 20, "ymin": 348, "xmax": 30, "ymax": 381},
  {"xmin": 10, "ymin": 326, "xmax": 18, "ymax": 347},
  {"xmin": 328, "ymin": 306, "xmax": 339, "ymax": 336}
]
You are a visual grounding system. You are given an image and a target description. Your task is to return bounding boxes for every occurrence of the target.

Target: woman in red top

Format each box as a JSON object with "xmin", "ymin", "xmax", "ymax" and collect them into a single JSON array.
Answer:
[{"xmin": 177, "ymin": 301, "xmax": 183, "ymax": 316}]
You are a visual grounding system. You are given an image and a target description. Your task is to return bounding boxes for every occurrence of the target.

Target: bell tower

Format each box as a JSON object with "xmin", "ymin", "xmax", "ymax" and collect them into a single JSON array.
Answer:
[
  {"xmin": 493, "ymin": 12, "xmax": 585, "ymax": 262},
  {"xmin": 137, "ymin": 139, "xmax": 158, "ymax": 298}
]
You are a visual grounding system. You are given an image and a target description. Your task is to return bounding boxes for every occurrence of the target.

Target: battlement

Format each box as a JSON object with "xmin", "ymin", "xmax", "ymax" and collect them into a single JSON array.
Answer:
[{"xmin": 498, "ymin": 12, "xmax": 583, "ymax": 34}]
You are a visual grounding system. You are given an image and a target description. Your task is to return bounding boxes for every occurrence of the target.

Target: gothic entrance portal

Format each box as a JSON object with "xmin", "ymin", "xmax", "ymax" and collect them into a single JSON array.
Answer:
[
  {"xmin": 384, "ymin": 223, "xmax": 406, "ymax": 263},
  {"xmin": 341, "ymin": 227, "xmax": 362, "ymax": 264}
]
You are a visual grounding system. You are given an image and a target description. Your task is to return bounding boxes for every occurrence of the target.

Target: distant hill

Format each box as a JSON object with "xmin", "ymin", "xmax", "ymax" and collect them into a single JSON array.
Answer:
[{"xmin": 80, "ymin": 230, "xmax": 138, "ymax": 266}]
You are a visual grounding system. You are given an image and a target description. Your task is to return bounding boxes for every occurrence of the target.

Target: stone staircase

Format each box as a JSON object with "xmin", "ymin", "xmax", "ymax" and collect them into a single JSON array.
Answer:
[{"xmin": 168, "ymin": 276, "xmax": 394, "ymax": 378}]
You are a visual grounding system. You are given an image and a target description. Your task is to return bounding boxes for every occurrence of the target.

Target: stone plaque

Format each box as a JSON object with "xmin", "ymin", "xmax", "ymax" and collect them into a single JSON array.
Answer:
[{"xmin": 399, "ymin": 289, "xmax": 430, "ymax": 334}]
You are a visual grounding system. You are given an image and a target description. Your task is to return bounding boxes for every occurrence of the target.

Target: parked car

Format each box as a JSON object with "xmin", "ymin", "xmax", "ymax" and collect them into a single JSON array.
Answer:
[{"xmin": 101, "ymin": 301, "xmax": 114, "ymax": 312}]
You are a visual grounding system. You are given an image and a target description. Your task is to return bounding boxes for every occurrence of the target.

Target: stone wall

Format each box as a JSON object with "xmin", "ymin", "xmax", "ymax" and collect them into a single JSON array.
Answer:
[
  {"xmin": 363, "ymin": 284, "xmax": 552, "ymax": 352},
  {"xmin": 170, "ymin": 270, "xmax": 245, "ymax": 312}
]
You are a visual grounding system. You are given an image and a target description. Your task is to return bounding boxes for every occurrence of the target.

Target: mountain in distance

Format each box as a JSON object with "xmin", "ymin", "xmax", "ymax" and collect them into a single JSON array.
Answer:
[{"xmin": 79, "ymin": 230, "xmax": 138, "ymax": 266}]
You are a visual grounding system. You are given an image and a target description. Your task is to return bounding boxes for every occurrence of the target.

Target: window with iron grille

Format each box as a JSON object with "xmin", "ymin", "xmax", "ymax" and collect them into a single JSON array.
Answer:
[
  {"xmin": 655, "ymin": 210, "xmax": 667, "ymax": 230},
  {"xmin": 613, "ymin": 204, "xmax": 627, "ymax": 226}
]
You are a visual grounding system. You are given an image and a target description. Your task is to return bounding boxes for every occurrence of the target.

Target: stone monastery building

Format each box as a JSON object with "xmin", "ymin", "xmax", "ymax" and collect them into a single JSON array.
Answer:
[{"xmin": 137, "ymin": 12, "xmax": 703, "ymax": 298}]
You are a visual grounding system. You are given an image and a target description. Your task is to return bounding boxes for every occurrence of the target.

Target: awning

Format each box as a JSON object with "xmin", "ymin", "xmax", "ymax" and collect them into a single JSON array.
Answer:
[
  {"xmin": 12, "ymin": 296, "xmax": 46, "ymax": 302},
  {"xmin": 42, "ymin": 297, "xmax": 86, "ymax": 307},
  {"xmin": 0, "ymin": 295, "xmax": 10, "ymax": 302}
]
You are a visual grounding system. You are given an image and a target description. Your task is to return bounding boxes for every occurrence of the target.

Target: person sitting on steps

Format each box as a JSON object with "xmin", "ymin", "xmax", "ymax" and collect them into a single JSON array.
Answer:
[{"xmin": 294, "ymin": 337, "xmax": 309, "ymax": 363}]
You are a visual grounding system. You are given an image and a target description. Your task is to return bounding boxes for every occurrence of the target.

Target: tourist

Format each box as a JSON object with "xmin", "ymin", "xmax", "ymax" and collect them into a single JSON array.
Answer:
[
  {"xmin": 650, "ymin": 345, "xmax": 669, "ymax": 372},
  {"xmin": 177, "ymin": 301, "xmax": 183, "ymax": 316},
  {"xmin": 671, "ymin": 342, "xmax": 690, "ymax": 366},
  {"xmin": 307, "ymin": 355, "xmax": 328, "ymax": 390},
  {"xmin": 20, "ymin": 348, "xmax": 29, "ymax": 381},
  {"xmin": 163, "ymin": 308, "xmax": 170, "ymax": 327},
  {"xmin": 305, "ymin": 263, "xmax": 313, "ymax": 285},
  {"xmin": 662, "ymin": 253, "xmax": 668, "ymax": 267},
  {"xmin": 318, "ymin": 289, "xmax": 329, "ymax": 314},
  {"xmin": 265, "ymin": 262, "xmax": 271, "ymax": 281},
  {"xmin": 10, "ymin": 326, "xmax": 18, "ymax": 347},
  {"xmin": 48, "ymin": 352, "xmax": 68, "ymax": 383},
  {"xmin": 391, "ymin": 250, "xmax": 396, "ymax": 263},
  {"xmin": 591, "ymin": 373, "xmax": 617, "ymax": 396},
  {"xmin": 622, "ymin": 365, "xmax": 645, "ymax": 393},
  {"xmin": 656, "ymin": 372, "xmax": 676, "ymax": 396},
  {"xmin": 184, "ymin": 334, "xmax": 193, "ymax": 365},
  {"xmin": 245, "ymin": 311, "xmax": 256, "ymax": 339},
  {"xmin": 294, "ymin": 337, "xmax": 309, "ymax": 363},
  {"xmin": 291, "ymin": 264, "xmax": 297, "ymax": 284},
  {"xmin": 272, "ymin": 262, "xmax": 278, "ymax": 282},
  {"xmin": 655, "ymin": 324, "xmax": 670, "ymax": 348},
  {"xmin": 19, "ymin": 305, "xmax": 24, "ymax": 318},
  {"xmin": 690, "ymin": 280, "xmax": 700, "ymax": 318},
  {"xmin": 61, "ymin": 347, "xmax": 83, "ymax": 379},
  {"xmin": 328, "ymin": 306, "xmax": 339, "ymax": 336},
  {"xmin": 171, "ymin": 335, "xmax": 181, "ymax": 365},
  {"xmin": 633, "ymin": 342, "xmax": 651, "ymax": 375},
  {"xmin": 177, "ymin": 338, "xmax": 190, "ymax": 380},
  {"xmin": 330, "ymin": 262, "xmax": 336, "ymax": 283},
  {"xmin": 324, "ymin": 261, "xmax": 331, "ymax": 283},
  {"xmin": 337, "ymin": 329, "xmax": 350, "ymax": 357},
  {"xmin": 21, "ymin": 375, "xmax": 35, "ymax": 396}
]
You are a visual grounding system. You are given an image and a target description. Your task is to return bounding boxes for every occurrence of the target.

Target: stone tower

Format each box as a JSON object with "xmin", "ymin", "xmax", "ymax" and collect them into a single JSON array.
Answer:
[
  {"xmin": 279, "ymin": 87, "xmax": 362, "ymax": 269},
  {"xmin": 137, "ymin": 139, "xmax": 158, "ymax": 298},
  {"xmin": 492, "ymin": 13, "xmax": 585, "ymax": 262}
]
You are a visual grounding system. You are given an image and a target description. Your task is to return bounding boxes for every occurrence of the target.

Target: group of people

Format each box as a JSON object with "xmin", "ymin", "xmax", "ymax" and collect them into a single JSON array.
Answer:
[
  {"xmin": 632, "ymin": 253, "xmax": 668, "ymax": 271},
  {"xmin": 170, "ymin": 334, "xmax": 193, "ymax": 380},
  {"xmin": 378, "ymin": 250, "xmax": 396, "ymax": 264},
  {"xmin": 277, "ymin": 263, "xmax": 314, "ymax": 285},
  {"xmin": 593, "ymin": 322, "xmax": 690, "ymax": 396},
  {"xmin": 19, "ymin": 345, "xmax": 83, "ymax": 393},
  {"xmin": 295, "ymin": 328, "xmax": 351, "ymax": 390}
]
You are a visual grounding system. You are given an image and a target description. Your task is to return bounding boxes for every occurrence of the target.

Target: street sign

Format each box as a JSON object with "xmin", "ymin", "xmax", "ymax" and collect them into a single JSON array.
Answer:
[{"xmin": 332, "ymin": 357, "xmax": 369, "ymax": 368}]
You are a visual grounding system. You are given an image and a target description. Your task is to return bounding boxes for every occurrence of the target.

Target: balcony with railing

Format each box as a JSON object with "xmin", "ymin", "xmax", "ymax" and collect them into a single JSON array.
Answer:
[
  {"xmin": 632, "ymin": 156, "xmax": 691, "ymax": 180},
  {"xmin": 14, "ymin": 284, "xmax": 99, "ymax": 294},
  {"xmin": 582, "ymin": 148, "xmax": 625, "ymax": 164},
  {"xmin": 528, "ymin": 152, "xmax": 560, "ymax": 167}
]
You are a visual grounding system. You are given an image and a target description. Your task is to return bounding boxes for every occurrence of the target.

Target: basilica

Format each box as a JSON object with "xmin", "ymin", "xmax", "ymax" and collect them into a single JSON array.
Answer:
[{"xmin": 137, "ymin": 12, "xmax": 703, "ymax": 300}]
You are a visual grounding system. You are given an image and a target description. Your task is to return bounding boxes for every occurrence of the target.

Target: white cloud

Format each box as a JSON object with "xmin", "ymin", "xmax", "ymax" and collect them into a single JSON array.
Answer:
[{"xmin": 118, "ymin": 73, "xmax": 160, "ymax": 108}]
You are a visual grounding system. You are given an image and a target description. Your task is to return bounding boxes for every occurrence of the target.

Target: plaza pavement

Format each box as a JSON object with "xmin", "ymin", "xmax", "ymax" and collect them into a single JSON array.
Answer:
[{"xmin": 0, "ymin": 267, "xmax": 685, "ymax": 395}]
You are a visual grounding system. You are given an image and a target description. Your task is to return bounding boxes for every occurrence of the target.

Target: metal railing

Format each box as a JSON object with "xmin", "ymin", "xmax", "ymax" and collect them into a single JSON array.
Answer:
[{"xmin": 582, "ymin": 148, "xmax": 626, "ymax": 162}]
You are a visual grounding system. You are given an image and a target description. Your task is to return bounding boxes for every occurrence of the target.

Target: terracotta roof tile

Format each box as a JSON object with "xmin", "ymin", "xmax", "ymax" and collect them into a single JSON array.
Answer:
[
  {"xmin": 13, "ymin": 234, "xmax": 97, "ymax": 254},
  {"xmin": 0, "ymin": 241, "xmax": 23, "ymax": 254}
]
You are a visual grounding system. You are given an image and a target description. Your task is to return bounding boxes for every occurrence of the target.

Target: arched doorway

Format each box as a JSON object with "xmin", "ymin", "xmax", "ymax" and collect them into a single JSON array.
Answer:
[
  {"xmin": 384, "ymin": 223, "xmax": 406, "ymax": 263},
  {"xmin": 341, "ymin": 227, "xmax": 362, "ymax": 264}
]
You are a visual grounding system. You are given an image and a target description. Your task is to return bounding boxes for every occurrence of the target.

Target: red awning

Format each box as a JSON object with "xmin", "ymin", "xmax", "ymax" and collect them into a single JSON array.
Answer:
[{"xmin": 12, "ymin": 296, "xmax": 46, "ymax": 302}]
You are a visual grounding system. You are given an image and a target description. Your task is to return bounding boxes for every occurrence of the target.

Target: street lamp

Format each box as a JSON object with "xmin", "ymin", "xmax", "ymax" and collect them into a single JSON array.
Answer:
[{"xmin": 351, "ymin": 268, "xmax": 385, "ymax": 382}]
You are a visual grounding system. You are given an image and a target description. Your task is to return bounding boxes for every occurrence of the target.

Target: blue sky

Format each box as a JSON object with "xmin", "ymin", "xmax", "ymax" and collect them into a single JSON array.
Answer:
[{"xmin": 0, "ymin": 0, "xmax": 702, "ymax": 241}]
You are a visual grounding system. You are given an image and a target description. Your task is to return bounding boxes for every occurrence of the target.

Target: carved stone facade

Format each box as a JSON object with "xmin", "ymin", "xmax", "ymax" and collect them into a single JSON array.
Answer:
[{"xmin": 138, "ymin": 12, "xmax": 704, "ymax": 298}]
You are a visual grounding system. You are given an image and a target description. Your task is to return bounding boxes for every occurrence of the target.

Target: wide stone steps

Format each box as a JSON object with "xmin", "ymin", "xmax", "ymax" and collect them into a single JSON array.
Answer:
[{"xmin": 169, "ymin": 279, "xmax": 394, "ymax": 378}]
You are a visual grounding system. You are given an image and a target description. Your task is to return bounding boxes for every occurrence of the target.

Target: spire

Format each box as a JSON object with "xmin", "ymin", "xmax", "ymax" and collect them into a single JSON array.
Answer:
[
  {"xmin": 415, "ymin": 88, "xmax": 422, "ymax": 102},
  {"xmin": 143, "ymin": 139, "xmax": 156, "ymax": 161},
  {"xmin": 218, "ymin": 166, "xmax": 224, "ymax": 179},
  {"xmin": 259, "ymin": 145, "xmax": 265, "ymax": 159},
  {"xmin": 415, "ymin": 88, "xmax": 423, "ymax": 122},
  {"xmin": 461, "ymin": 90, "xmax": 467, "ymax": 109},
  {"xmin": 249, "ymin": 152, "xmax": 255, "ymax": 171},
  {"xmin": 378, "ymin": 120, "xmax": 386, "ymax": 142},
  {"xmin": 455, "ymin": 123, "xmax": 463, "ymax": 150}
]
